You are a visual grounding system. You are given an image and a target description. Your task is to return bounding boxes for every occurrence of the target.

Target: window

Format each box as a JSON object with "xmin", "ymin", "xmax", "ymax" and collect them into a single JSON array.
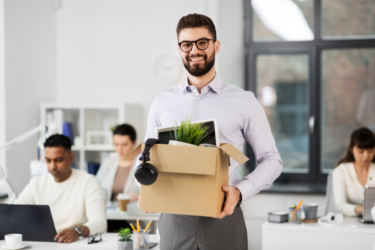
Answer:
[
  {"xmin": 257, "ymin": 54, "xmax": 310, "ymax": 173},
  {"xmin": 245, "ymin": 0, "xmax": 375, "ymax": 186}
]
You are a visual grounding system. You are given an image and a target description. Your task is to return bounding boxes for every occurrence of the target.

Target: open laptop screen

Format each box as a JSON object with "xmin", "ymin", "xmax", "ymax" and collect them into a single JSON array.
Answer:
[{"xmin": 0, "ymin": 204, "xmax": 57, "ymax": 242}]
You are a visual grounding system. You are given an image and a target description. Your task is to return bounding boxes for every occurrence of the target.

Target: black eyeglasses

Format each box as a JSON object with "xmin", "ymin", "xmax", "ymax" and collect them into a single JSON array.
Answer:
[
  {"xmin": 178, "ymin": 38, "xmax": 216, "ymax": 52},
  {"xmin": 88, "ymin": 233, "xmax": 102, "ymax": 244}
]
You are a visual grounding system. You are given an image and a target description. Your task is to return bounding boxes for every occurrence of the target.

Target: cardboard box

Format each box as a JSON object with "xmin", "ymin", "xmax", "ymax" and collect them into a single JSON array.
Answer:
[{"xmin": 127, "ymin": 143, "xmax": 249, "ymax": 217}]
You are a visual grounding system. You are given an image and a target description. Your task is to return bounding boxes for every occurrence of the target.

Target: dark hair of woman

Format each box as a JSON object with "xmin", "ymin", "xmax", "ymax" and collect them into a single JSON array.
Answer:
[{"xmin": 337, "ymin": 127, "xmax": 375, "ymax": 166}]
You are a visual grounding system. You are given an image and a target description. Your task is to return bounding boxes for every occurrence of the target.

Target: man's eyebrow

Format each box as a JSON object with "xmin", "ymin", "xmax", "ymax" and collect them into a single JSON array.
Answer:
[
  {"xmin": 45, "ymin": 157, "xmax": 64, "ymax": 161},
  {"xmin": 179, "ymin": 37, "xmax": 211, "ymax": 43}
]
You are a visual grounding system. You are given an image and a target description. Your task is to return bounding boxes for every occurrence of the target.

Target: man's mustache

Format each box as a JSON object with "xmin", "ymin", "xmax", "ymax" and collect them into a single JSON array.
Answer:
[{"xmin": 186, "ymin": 54, "xmax": 207, "ymax": 61}]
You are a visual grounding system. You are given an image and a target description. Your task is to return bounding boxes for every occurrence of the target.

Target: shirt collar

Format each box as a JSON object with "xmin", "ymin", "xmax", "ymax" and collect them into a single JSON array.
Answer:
[{"xmin": 180, "ymin": 74, "xmax": 222, "ymax": 94}]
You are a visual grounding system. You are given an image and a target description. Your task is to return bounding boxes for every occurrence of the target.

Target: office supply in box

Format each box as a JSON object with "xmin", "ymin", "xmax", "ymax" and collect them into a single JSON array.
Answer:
[
  {"xmin": 155, "ymin": 119, "xmax": 220, "ymax": 147},
  {"xmin": 125, "ymin": 140, "xmax": 249, "ymax": 217},
  {"xmin": 268, "ymin": 212, "xmax": 289, "ymax": 223}
]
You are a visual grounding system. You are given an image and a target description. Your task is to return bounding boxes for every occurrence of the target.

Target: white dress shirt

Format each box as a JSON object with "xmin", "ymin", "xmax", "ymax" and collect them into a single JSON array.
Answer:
[
  {"xmin": 332, "ymin": 162, "xmax": 375, "ymax": 216},
  {"xmin": 142, "ymin": 74, "xmax": 282, "ymax": 201}
]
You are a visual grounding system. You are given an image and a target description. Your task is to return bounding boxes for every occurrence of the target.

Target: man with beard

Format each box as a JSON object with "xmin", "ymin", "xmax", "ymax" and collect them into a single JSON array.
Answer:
[{"xmin": 141, "ymin": 13, "xmax": 282, "ymax": 249}]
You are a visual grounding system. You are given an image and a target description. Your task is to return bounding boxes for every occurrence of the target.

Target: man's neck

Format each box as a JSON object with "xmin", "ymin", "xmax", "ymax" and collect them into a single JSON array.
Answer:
[
  {"xmin": 187, "ymin": 66, "xmax": 216, "ymax": 93},
  {"xmin": 54, "ymin": 168, "xmax": 73, "ymax": 183}
]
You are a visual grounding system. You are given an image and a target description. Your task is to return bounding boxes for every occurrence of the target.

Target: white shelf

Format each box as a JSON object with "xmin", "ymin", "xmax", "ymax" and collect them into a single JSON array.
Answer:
[
  {"xmin": 40, "ymin": 103, "xmax": 142, "ymax": 171},
  {"xmin": 72, "ymin": 146, "xmax": 115, "ymax": 151}
]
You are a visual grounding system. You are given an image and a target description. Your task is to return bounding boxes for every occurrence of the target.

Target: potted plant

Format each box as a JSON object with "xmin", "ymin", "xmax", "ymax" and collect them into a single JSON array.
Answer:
[
  {"xmin": 118, "ymin": 228, "xmax": 133, "ymax": 250},
  {"xmin": 169, "ymin": 118, "xmax": 210, "ymax": 146}
]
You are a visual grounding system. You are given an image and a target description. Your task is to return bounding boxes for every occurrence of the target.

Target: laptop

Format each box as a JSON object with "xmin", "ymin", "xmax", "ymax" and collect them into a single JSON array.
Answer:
[
  {"xmin": 0, "ymin": 204, "xmax": 57, "ymax": 242},
  {"xmin": 358, "ymin": 186, "xmax": 375, "ymax": 223}
]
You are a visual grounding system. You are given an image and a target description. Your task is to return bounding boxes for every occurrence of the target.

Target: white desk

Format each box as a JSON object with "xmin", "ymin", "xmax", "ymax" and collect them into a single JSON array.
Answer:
[
  {"xmin": 262, "ymin": 217, "xmax": 375, "ymax": 250},
  {"xmin": 0, "ymin": 234, "xmax": 159, "ymax": 250},
  {"xmin": 106, "ymin": 208, "xmax": 160, "ymax": 221}
]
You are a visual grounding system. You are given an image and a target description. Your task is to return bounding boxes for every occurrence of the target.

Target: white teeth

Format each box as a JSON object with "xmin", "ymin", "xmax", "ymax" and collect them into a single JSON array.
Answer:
[{"xmin": 190, "ymin": 58, "xmax": 203, "ymax": 61}]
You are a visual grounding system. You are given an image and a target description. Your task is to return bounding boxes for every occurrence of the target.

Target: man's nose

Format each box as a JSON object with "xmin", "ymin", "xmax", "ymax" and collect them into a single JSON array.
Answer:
[
  {"xmin": 190, "ymin": 42, "xmax": 200, "ymax": 54},
  {"xmin": 51, "ymin": 162, "xmax": 58, "ymax": 169}
]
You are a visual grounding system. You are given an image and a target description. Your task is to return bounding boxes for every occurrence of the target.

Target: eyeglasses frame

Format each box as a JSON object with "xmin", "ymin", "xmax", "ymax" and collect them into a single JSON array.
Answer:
[
  {"xmin": 88, "ymin": 233, "xmax": 102, "ymax": 244},
  {"xmin": 178, "ymin": 38, "xmax": 216, "ymax": 52}
]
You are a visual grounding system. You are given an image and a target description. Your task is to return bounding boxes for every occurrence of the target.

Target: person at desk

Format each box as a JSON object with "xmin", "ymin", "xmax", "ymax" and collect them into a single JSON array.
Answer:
[
  {"xmin": 96, "ymin": 124, "xmax": 139, "ymax": 232},
  {"xmin": 333, "ymin": 127, "xmax": 375, "ymax": 216},
  {"xmin": 140, "ymin": 13, "xmax": 282, "ymax": 250},
  {"xmin": 15, "ymin": 134, "xmax": 106, "ymax": 243},
  {"xmin": 96, "ymin": 124, "xmax": 139, "ymax": 203}
]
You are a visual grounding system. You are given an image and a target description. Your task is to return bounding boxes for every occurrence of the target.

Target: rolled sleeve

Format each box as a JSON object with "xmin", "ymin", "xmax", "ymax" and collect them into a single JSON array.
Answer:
[{"xmin": 236, "ymin": 94, "xmax": 283, "ymax": 201}]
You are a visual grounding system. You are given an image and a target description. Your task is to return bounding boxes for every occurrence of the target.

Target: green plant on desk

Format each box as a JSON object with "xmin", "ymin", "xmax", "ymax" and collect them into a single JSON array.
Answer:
[
  {"xmin": 119, "ymin": 228, "xmax": 132, "ymax": 242},
  {"xmin": 171, "ymin": 118, "xmax": 210, "ymax": 146}
]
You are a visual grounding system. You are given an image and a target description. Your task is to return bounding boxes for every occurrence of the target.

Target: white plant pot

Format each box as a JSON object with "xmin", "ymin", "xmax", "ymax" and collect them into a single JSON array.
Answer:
[
  {"xmin": 371, "ymin": 203, "xmax": 375, "ymax": 223},
  {"xmin": 169, "ymin": 140, "xmax": 197, "ymax": 147},
  {"xmin": 118, "ymin": 241, "xmax": 133, "ymax": 250}
]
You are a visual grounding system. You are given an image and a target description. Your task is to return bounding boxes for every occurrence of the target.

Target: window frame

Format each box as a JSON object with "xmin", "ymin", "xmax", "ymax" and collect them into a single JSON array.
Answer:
[{"xmin": 245, "ymin": 0, "xmax": 375, "ymax": 185}]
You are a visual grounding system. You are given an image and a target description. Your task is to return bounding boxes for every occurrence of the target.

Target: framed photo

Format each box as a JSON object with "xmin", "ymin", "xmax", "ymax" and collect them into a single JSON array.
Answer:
[
  {"xmin": 155, "ymin": 118, "xmax": 220, "ymax": 147},
  {"xmin": 86, "ymin": 131, "xmax": 113, "ymax": 147}
]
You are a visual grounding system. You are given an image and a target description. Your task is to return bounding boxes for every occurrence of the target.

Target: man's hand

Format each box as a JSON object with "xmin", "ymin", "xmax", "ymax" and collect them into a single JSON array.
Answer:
[
  {"xmin": 54, "ymin": 229, "xmax": 79, "ymax": 243},
  {"xmin": 355, "ymin": 205, "xmax": 363, "ymax": 215},
  {"xmin": 216, "ymin": 185, "xmax": 242, "ymax": 219}
]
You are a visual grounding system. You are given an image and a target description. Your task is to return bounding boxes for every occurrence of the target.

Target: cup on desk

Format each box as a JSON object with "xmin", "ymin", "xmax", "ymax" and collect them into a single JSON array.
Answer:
[
  {"xmin": 133, "ymin": 230, "xmax": 149, "ymax": 250},
  {"xmin": 118, "ymin": 193, "xmax": 131, "ymax": 212},
  {"xmin": 289, "ymin": 208, "xmax": 302, "ymax": 224},
  {"xmin": 5, "ymin": 234, "xmax": 22, "ymax": 247},
  {"xmin": 303, "ymin": 203, "xmax": 318, "ymax": 221}
]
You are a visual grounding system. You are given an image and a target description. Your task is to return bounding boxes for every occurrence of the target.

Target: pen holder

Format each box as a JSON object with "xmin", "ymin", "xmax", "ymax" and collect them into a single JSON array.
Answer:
[
  {"xmin": 133, "ymin": 230, "xmax": 149, "ymax": 250},
  {"xmin": 289, "ymin": 208, "xmax": 302, "ymax": 224}
]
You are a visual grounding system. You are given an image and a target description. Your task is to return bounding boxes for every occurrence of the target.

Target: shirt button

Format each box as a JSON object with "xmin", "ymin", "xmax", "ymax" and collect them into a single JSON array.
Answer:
[{"xmin": 197, "ymin": 97, "xmax": 201, "ymax": 100}]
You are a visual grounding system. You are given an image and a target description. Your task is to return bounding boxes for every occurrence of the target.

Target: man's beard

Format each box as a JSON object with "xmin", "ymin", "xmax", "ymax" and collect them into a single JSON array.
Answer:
[{"xmin": 183, "ymin": 51, "xmax": 215, "ymax": 77}]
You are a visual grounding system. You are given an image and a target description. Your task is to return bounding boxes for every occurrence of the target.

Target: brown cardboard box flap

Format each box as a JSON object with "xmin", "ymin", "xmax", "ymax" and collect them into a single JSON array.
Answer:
[
  {"xmin": 149, "ymin": 144, "xmax": 217, "ymax": 175},
  {"xmin": 219, "ymin": 143, "xmax": 249, "ymax": 165}
]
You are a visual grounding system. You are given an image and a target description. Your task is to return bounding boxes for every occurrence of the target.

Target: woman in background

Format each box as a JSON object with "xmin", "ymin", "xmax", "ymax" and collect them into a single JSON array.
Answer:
[
  {"xmin": 96, "ymin": 124, "xmax": 139, "ymax": 231},
  {"xmin": 96, "ymin": 124, "xmax": 139, "ymax": 203},
  {"xmin": 333, "ymin": 127, "xmax": 375, "ymax": 216}
]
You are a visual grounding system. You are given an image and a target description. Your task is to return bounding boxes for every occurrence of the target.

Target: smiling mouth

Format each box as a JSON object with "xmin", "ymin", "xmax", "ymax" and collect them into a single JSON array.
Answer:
[{"xmin": 189, "ymin": 57, "xmax": 204, "ymax": 63}]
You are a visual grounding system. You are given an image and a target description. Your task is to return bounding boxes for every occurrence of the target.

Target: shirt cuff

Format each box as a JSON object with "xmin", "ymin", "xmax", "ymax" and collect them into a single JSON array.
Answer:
[{"xmin": 235, "ymin": 180, "xmax": 258, "ymax": 202}]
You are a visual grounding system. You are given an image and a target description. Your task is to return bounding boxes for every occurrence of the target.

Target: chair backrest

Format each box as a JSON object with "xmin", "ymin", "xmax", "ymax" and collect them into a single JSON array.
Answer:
[{"xmin": 325, "ymin": 172, "xmax": 338, "ymax": 215}]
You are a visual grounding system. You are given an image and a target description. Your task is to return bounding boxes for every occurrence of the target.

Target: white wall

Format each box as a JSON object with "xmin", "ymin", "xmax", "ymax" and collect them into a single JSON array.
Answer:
[
  {"xmin": 4, "ymin": 0, "xmax": 57, "ymax": 192},
  {"xmin": 0, "ymin": 0, "xmax": 5, "ymax": 174},
  {"xmin": 56, "ymin": 0, "xmax": 244, "ymax": 140}
]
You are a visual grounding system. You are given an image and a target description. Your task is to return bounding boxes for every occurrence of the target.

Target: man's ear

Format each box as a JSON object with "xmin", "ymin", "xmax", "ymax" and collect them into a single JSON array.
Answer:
[
  {"xmin": 69, "ymin": 152, "xmax": 74, "ymax": 164},
  {"xmin": 214, "ymin": 40, "xmax": 220, "ymax": 55}
]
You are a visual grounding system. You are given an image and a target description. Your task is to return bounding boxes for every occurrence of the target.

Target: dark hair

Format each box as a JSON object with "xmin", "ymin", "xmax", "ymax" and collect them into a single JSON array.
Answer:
[
  {"xmin": 176, "ymin": 13, "xmax": 217, "ymax": 40},
  {"xmin": 113, "ymin": 124, "xmax": 137, "ymax": 143},
  {"xmin": 44, "ymin": 134, "xmax": 72, "ymax": 151},
  {"xmin": 337, "ymin": 127, "xmax": 375, "ymax": 166}
]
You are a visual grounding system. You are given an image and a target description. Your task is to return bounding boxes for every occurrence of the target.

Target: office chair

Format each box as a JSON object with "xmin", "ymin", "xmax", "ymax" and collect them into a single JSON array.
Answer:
[{"xmin": 325, "ymin": 172, "xmax": 338, "ymax": 215}]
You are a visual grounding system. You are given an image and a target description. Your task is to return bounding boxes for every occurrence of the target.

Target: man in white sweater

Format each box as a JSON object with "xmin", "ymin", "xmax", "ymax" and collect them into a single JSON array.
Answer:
[{"xmin": 15, "ymin": 134, "xmax": 107, "ymax": 243}]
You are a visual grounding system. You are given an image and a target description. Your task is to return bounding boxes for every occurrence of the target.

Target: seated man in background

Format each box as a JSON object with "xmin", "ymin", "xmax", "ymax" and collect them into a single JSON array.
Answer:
[{"xmin": 15, "ymin": 134, "xmax": 106, "ymax": 243}]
